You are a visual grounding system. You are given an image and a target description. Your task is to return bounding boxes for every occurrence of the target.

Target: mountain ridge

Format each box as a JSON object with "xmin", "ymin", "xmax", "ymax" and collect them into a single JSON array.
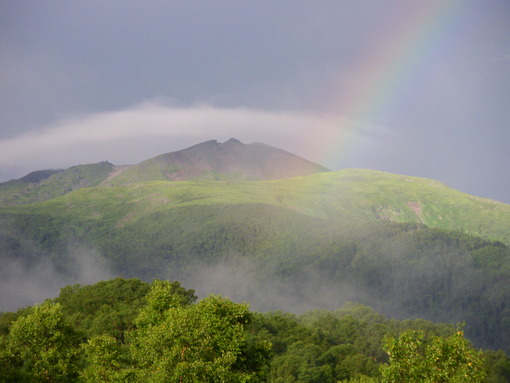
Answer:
[
  {"xmin": 0, "ymin": 139, "xmax": 329, "ymax": 203},
  {"xmin": 0, "ymin": 161, "xmax": 114, "ymax": 206}
]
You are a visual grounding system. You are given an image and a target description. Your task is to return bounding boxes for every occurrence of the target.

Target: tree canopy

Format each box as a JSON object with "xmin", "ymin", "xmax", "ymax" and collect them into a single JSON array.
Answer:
[{"xmin": 1, "ymin": 278, "xmax": 508, "ymax": 382}]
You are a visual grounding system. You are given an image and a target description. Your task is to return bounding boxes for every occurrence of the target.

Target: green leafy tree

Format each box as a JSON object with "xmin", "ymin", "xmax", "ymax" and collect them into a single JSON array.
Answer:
[
  {"xmin": 381, "ymin": 327, "xmax": 487, "ymax": 382},
  {"xmin": 54, "ymin": 277, "xmax": 151, "ymax": 340},
  {"xmin": 133, "ymin": 279, "xmax": 197, "ymax": 329},
  {"xmin": 484, "ymin": 349, "xmax": 510, "ymax": 382},
  {"xmin": 339, "ymin": 376, "xmax": 378, "ymax": 383},
  {"xmin": 0, "ymin": 333, "xmax": 19, "ymax": 382},
  {"xmin": 81, "ymin": 334, "xmax": 135, "ymax": 383},
  {"xmin": 4, "ymin": 302, "xmax": 80, "ymax": 382},
  {"xmin": 269, "ymin": 341, "xmax": 334, "ymax": 383},
  {"xmin": 80, "ymin": 279, "xmax": 197, "ymax": 382},
  {"xmin": 79, "ymin": 280, "xmax": 270, "ymax": 382},
  {"xmin": 129, "ymin": 294, "xmax": 271, "ymax": 382}
]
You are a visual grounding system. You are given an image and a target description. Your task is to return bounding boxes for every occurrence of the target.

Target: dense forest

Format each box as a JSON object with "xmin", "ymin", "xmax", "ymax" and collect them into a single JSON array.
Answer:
[
  {"xmin": 2, "ymin": 203, "xmax": 510, "ymax": 351},
  {"xmin": 1, "ymin": 277, "xmax": 509, "ymax": 382}
]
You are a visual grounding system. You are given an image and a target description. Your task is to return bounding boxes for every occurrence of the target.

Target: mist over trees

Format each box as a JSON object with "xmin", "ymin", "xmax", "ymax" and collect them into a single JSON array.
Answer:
[{"xmin": 2, "ymin": 205, "xmax": 510, "ymax": 351}]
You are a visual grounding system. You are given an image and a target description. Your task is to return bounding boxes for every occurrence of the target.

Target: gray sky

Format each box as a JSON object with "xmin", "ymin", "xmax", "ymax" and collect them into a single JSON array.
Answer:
[{"xmin": 1, "ymin": 1, "xmax": 509, "ymax": 203}]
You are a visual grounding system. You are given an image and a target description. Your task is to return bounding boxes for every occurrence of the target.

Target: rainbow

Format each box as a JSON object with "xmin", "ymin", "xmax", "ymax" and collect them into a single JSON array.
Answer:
[{"xmin": 316, "ymin": 0, "xmax": 463, "ymax": 169}]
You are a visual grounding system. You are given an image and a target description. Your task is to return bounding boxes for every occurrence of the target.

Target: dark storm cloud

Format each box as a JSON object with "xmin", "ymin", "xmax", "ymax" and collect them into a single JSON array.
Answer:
[{"xmin": 0, "ymin": 1, "xmax": 509, "ymax": 202}]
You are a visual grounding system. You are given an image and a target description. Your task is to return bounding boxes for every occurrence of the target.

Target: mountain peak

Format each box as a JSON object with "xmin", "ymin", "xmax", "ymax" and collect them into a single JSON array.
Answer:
[
  {"xmin": 224, "ymin": 138, "xmax": 242, "ymax": 145},
  {"xmin": 107, "ymin": 139, "xmax": 329, "ymax": 184}
]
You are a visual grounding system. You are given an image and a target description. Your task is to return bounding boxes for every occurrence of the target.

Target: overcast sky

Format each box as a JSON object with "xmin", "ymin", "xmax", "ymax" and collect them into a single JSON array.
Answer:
[{"xmin": 1, "ymin": 1, "xmax": 509, "ymax": 203}]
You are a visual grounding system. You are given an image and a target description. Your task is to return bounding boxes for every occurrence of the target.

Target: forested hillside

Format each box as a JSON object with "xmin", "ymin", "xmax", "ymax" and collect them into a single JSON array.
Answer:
[
  {"xmin": 2, "ymin": 199, "xmax": 510, "ymax": 351},
  {"xmin": 1, "ymin": 278, "xmax": 508, "ymax": 382},
  {"xmin": 1, "ymin": 140, "xmax": 510, "ymax": 355}
]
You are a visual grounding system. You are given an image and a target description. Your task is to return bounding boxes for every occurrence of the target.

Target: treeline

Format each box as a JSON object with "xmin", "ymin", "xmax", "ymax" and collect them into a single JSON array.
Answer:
[{"xmin": 1, "ymin": 278, "xmax": 509, "ymax": 382}]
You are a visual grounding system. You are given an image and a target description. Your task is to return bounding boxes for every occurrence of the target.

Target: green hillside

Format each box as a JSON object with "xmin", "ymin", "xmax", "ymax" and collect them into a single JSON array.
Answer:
[
  {"xmin": 0, "ymin": 162, "xmax": 114, "ymax": 206},
  {"xmin": 4, "ymin": 168, "xmax": 507, "ymax": 244},
  {"xmin": 1, "ymin": 139, "xmax": 510, "ymax": 354},
  {"xmin": 1, "ymin": 169, "xmax": 510, "ymax": 350}
]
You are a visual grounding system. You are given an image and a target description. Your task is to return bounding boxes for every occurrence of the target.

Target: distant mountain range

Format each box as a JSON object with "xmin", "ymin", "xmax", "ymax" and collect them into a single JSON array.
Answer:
[
  {"xmin": 1, "ymin": 139, "xmax": 510, "ymax": 351},
  {"xmin": 0, "ymin": 139, "xmax": 328, "ymax": 205}
]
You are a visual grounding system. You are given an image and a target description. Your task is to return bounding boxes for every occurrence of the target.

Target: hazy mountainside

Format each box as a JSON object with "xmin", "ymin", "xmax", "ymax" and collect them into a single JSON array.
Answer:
[
  {"xmin": 103, "ymin": 138, "xmax": 329, "ymax": 185},
  {"xmin": 1, "ymin": 139, "xmax": 510, "ymax": 352},
  {"xmin": 2, "ymin": 198, "xmax": 510, "ymax": 349},
  {"xmin": 0, "ymin": 162, "xmax": 114, "ymax": 206}
]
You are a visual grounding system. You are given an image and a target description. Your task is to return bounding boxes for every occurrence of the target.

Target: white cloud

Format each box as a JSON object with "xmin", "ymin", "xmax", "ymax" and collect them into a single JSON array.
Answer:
[{"xmin": 0, "ymin": 102, "xmax": 390, "ymax": 181}]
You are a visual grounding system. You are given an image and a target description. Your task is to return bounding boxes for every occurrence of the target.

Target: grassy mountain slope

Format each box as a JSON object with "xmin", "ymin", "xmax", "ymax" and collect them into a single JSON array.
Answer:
[
  {"xmin": 0, "ymin": 162, "xmax": 114, "ymax": 206},
  {"xmin": 5, "ymin": 168, "xmax": 506, "ymax": 244}
]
